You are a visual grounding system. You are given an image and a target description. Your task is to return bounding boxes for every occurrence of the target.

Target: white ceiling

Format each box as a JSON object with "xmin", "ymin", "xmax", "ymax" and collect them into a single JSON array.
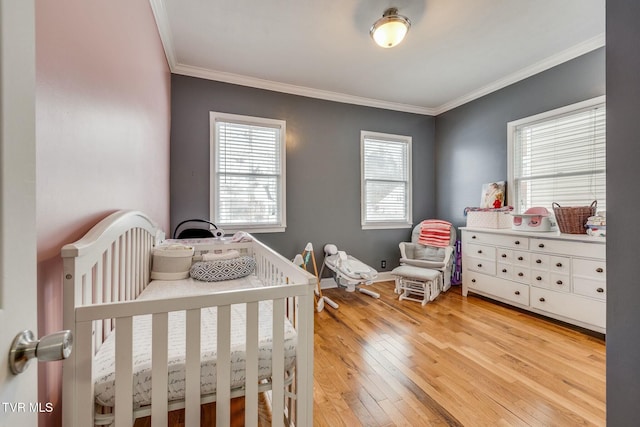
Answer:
[{"xmin": 150, "ymin": 0, "xmax": 605, "ymax": 115}]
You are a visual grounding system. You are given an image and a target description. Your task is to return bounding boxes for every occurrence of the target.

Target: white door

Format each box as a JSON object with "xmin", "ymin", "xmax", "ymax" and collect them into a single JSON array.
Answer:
[{"xmin": 0, "ymin": 1, "xmax": 38, "ymax": 426}]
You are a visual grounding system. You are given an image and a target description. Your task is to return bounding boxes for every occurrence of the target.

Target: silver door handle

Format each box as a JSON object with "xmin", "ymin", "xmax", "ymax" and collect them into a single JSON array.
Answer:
[{"xmin": 9, "ymin": 330, "xmax": 73, "ymax": 375}]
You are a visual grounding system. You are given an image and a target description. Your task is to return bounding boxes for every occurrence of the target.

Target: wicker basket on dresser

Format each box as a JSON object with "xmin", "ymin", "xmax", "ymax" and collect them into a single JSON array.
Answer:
[{"xmin": 461, "ymin": 227, "xmax": 606, "ymax": 333}]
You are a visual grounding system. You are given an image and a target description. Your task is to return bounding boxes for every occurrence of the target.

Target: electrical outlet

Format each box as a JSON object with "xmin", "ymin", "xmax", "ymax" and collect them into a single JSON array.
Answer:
[{"xmin": 381, "ymin": 260, "xmax": 386, "ymax": 269}]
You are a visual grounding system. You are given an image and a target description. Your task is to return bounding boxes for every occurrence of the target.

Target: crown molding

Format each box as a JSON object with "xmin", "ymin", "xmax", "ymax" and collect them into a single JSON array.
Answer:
[
  {"xmin": 149, "ymin": 0, "xmax": 604, "ymax": 117},
  {"xmin": 433, "ymin": 33, "xmax": 606, "ymax": 115},
  {"xmin": 172, "ymin": 63, "xmax": 437, "ymax": 116},
  {"xmin": 149, "ymin": 1, "xmax": 434, "ymax": 115},
  {"xmin": 149, "ymin": 0, "xmax": 177, "ymax": 69}
]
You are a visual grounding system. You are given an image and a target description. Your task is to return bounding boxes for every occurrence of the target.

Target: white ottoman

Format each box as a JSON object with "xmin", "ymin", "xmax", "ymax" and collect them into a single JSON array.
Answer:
[{"xmin": 392, "ymin": 265, "xmax": 442, "ymax": 306}]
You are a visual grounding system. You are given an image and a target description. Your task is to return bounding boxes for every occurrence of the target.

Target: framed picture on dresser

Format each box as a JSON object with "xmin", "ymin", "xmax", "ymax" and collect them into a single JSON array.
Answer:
[{"xmin": 480, "ymin": 181, "xmax": 506, "ymax": 209}]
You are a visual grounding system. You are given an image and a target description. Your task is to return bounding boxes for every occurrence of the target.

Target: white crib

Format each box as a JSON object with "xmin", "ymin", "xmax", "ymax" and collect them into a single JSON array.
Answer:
[{"xmin": 61, "ymin": 210, "xmax": 315, "ymax": 427}]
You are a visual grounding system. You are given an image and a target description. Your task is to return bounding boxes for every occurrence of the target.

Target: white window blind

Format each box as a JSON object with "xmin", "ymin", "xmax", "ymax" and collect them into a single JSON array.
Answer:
[
  {"xmin": 361, "ymin": 131, "xmax": 412, "ymax": 229},
  {"xmin": 508, "ymin": 97, "xmax": 606, "ymax": 213},
  {"xmin": 210, "ymin": 112, "xmax": 286, "ymax": 232}
]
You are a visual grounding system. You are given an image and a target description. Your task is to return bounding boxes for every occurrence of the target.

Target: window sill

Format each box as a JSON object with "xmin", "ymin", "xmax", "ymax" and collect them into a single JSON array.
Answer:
[
  {"xmin": 362, "ymin": 223, "xmax": 413, "ymax": 230},
  {"xmin": 223, "ymin": 226, "xmax": 286, "ymax": 234}
]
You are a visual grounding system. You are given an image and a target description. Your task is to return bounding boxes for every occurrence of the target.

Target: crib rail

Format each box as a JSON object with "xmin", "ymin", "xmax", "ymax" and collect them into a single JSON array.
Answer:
[
  {"xmin": 61, "ymin": 210, "xmax": 315, "ymax": 427},
  {"xmin": 72, "ymin": 284, "xmax": 313, "ymax": 427}
]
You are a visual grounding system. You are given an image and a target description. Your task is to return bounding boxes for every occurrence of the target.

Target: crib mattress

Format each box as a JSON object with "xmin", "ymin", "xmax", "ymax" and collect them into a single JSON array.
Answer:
[{"xmin": 92, "ymin": 276, "xmax": 297, "ymax": 408}]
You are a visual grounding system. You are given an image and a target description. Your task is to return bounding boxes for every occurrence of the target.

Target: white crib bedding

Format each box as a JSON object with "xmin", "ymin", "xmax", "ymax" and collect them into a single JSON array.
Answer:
[{"xmin": 92, "ymin": 276, "xmax": 298, "ymax": 408}]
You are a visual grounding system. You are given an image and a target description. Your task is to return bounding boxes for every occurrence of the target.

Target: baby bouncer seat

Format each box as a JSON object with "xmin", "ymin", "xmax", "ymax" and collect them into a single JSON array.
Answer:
[
  {"xmin": 393, "ymin": 220, "xmax": 456, "ymax": 305},
  {"xmin": 320, "ymin": 244, "xmax": 380, "ymax": 298}
]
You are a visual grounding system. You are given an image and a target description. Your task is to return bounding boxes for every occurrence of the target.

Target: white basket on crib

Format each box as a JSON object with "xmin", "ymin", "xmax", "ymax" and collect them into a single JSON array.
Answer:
[{"xmin": 151, "ymin": 243, "xmax": 194, "ymax": 280}]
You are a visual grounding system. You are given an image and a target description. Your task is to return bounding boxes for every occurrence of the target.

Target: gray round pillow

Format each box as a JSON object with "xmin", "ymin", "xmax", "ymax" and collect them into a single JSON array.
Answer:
[{"xmin": 190, "ymin": 256, "xmax": 256, "ymax": 282}]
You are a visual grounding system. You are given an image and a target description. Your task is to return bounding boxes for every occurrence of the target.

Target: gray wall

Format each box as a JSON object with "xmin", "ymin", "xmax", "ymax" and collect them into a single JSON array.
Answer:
[
  {"xmin": 434, "ymin": 48, "xmax": 605, "ymax": 227},
  {"xmin": 606, "ymin": 0, "xmax": 640, "ymax": 424},
  {"xmin": 170, "ymin": 76, "xmax": 436, "ymax": 271}
]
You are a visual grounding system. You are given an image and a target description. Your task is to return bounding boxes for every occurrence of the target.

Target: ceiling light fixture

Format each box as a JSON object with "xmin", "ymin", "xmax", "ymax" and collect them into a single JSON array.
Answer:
[{"xmin": 370, "ymin": 7, "xmax": 411, "ymax": 48}]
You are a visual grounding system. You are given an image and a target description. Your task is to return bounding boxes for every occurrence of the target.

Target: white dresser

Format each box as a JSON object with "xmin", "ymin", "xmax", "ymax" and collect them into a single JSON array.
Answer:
[{"xmin": 461, "ymin": 227, "xmax": 606, "ymax": 333}]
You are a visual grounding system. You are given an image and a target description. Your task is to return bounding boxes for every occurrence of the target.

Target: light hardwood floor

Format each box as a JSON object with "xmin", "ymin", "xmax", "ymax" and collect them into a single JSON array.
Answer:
[
  {"xmin": 313, "ymin": 281, "xmax": 605, "ymax": 427},
  {"xmin": 142, "ymin": 280, "xmax": 605, "ymax": 426}
]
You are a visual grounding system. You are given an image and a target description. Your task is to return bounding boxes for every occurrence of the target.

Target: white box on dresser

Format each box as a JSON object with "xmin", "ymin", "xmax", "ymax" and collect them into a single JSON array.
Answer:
[{"xmin": 461, "ymin": 227, "xmax": 606, "ymax": 333}]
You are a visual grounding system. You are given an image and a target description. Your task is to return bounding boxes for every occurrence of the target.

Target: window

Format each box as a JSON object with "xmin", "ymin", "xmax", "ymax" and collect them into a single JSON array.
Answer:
[
  {"xmin": 210, "ymin": 112, "xmax": 286, "ymax": 233},
  {"xmin": 361, "ymin": 131, "xmax": 412, "ymax": 229},
  {"xmin": 508, "ymin": 96, "xmax": 606, "ymax": 214}
]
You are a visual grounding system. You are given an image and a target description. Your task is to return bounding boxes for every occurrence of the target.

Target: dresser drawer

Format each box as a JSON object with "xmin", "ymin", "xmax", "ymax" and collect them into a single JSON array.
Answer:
[
  {"xmin": 466, "ymin": 243, "xmax": 496, "ymax": 261},
  {"xmin": 511, "ymin": 267, "xmax": 531, "ymax": 285},
  {"xmin": 549, "ymin": 256, "xmax": 571, "ymax": 274},
  {"xmin": 549, "ymin": 272, "xmax": 570, "ymax": 291},
  {"xmin": 531, "ymin": 270, "xmax": 549, "ymax": 287},
  {"xmin": 573, "ymin": 258, "xmax": 606, "ymax": 281},
  {"xmin": 496, "ymin": 248, "xmax": 513, "ymax": 263},
  {"xmin": 531, "ymin": 254, "xmax": 549, "ymax": 269},
  {"xmin": 573, "ymin": 277, "xmax": 607, "ymax": 300},
  {"xmin": 530, "ymin": 238, "xmax": 605, "ymax": 259},
  {"xmin": 513, "ymin": 250, "xmax": 531, "ymax": 266},
  {"xmin": 467, "ymin": 273, "xmax": 529, "ymax": 306},
  {"xmin": 466, "ymin": 256, "xmax": 496, "ymax": 275},
  {"xmin": 465, "ymin": 232, "xmax": 529, "ymax": 249},
  {"xmin": 530, "ymin": 287, "xmax": 606, "ymax": 328},
  {"xmin": 497, "ymin": 262, "xmax": 513, "ymax": 280}
]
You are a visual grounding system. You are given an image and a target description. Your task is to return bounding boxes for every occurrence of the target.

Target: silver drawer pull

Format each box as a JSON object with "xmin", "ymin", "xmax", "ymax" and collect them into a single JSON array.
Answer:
[
  {"xmin": 539, "ymin": 297, "xmax": 546, "ymax": 302},
  {"xmin": 597, "ymin": 287, "xmax": 604, "ymax": 293},
  {"xmin": 596, "ymin": 267, "xmax": 604, "ymax": 273}
]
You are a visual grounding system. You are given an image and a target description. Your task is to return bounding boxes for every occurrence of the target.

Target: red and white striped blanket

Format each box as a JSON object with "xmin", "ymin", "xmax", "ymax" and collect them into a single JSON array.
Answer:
[{"xmin": 418, "ymin": 219, "xmax": 452, "ymax": 247}]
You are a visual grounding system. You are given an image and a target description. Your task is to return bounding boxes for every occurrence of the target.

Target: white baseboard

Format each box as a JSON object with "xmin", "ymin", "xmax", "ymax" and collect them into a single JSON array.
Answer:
[
  {"xmin": 376, "ymin": 272, "xmax": 395, "ymax": 282},
  {"xmin": 320, "ymin": 272, "xmax": 394, "ymax": 289}
]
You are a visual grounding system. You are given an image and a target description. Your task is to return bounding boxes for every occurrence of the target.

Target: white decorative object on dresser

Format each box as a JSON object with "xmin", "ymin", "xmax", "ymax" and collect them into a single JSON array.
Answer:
[{"xmin": 461, "ymin": 227, "xmax": 606, "ymax": 333}]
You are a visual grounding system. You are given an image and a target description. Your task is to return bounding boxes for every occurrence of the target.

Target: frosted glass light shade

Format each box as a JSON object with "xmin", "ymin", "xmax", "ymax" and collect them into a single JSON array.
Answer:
[{"xmin": 370, "ymin": 8, "xmax": 411, "ymax": 48}]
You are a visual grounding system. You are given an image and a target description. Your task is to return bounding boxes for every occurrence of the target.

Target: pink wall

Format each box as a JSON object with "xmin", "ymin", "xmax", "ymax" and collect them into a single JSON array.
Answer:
[{"xmin": 35, "ymin": 1, "xmax": 171, "ymax": 425}]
